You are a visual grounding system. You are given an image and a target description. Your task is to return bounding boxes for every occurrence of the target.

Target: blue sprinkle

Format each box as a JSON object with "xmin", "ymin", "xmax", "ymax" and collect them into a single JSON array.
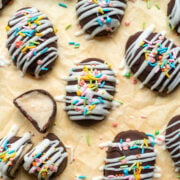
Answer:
[
  {"xmin": 98, "ymin": 97, "xmax": 104, "ymax": 104},
  {"xmin": 100, "ymin": 81, "xmax": 106, "ymax": 88},
  {"xmin": 106, "ymin": 17, "xmax": 112, "ymax": 24},
  {"xmin": 95, "ymin": 73, "xmax": 103, "ymax": 78},
  {"xmin": 83, "ymin": 108, "xmax": 88, "ymax": 116},
  {"xmin": 96, "ymin": 18, "xmax": 103, "ymax": 26},
  {"xmin": 34, "ymin": 152, "xmax": 42, "ymax": 159},
  {"xmin": 144, "ymin": 165, "xmax": 151, "ymax": 169},
  {"xmin": 41, "ymin": 67, "xmax": 48, "ymax": 71},
  {"xmin": 141, "ymin": 148, "xmax": 145, "ymax": 154},
  {"xmin": 130, "ymin": 145, "xmax": 139, "ymax": 150},
  {"xmin": 40, "ymin": 47, "xmax": 49, "ymax": 54},
  {"xmin": 73, "ymin": 100, "xmax": 79, "ymax": 105},
  {"xmin": 148, "ymin": 61, "xmax": 157, "ymax": 67},
  {"xmin": 120, "ymin": 139, "xmax": 123, "ymax": 144},
  {"xmin": 14, "ymin": 28, "xmax": 19, "ymax": 36},
  {"xmin": 123, "ymin": 169, "xmax": 129, "ymax": 176}
]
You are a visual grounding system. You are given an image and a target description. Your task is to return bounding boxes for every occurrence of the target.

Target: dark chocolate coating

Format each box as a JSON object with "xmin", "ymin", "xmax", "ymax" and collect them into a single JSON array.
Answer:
[
  {"xmin": 165, "ymin": 115, "xmax": 180, "ymax": 171},
  {"xmin": 0, "ymin": 0, "xmax": 11, "ymax": 10},
  {"xmin": 104, "ymin": 130, "xmax": 156, "ymax": 179},
  {"xmin": 45, "ymin": 133, "xmax": 68, "ymax": 177},
  {"xmin": 167, "ymin": 0, "xmax": 180, "ymax": 35},
  {"xmin": 76, "ymin": 0, "xmax": 127, "ymax": 38},
  {"xmin": 125, "ymin": 31, "xmax": 180, "ymax": 95},
  {"xmin": 66, "ymin": 58, "xmax": 116, "ymax": 126},
  {"xmin": 6, "ymin": 7, "xmax": 58, "ymax": 77},
  {"xmin": 13, "ymin": 89, "xmax": 57, "ymax": 133},
  {"xmin": 24, "ymin": 133, "xmax": 68, "ymax": 179}
]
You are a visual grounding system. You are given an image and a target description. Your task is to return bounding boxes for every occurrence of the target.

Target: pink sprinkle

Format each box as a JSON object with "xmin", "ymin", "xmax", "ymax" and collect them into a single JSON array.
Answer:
[
  {"xmin": 121, "ymin": 159, "xmax": 126, "ymax": 164},
  {"xmin": 124, "ymin": 21, "xmax": 130, "ymax": 26},
  {"xmin": 37, "ymin": 60, "xmax": 43, "ymax": 65},
  {"xmin": 106, "ymin": 27, "xmax": 111, "ymax": 32},
  {"xmin": 131, "ymin": 79, "xmax": 137, "ymax": 84},
  {"xmin": 126, "ymin": 138, "xmax": 131, "ymax": 142},
  {"xmin": 112, "ymin": 122, "xmax": 118, "ymax": 128},
  {"xmin": 109, "ymin": 2, "xmax": 113, "ymax": 6},
  {"xmin": 123, "ymin": 146, "xmax": 128, "ymax": 150},
  {"xmin": 158, "ymin": 36, "xmax": 164, "ymax": 40},
  {"xmin": 141, "ymin": 116, "xmax": 147, "ymax": 119}
]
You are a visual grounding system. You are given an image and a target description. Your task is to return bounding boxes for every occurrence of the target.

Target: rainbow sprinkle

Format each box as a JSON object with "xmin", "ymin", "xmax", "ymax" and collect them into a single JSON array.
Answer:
[{"xmin": 140, "ymin": 36, "xmax": 177, "ymax": 78}]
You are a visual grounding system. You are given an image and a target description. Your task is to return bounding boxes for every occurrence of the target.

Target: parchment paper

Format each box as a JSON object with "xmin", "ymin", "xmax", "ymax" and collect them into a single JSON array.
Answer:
[{"xmin": 0, "ymin": 0, "xmax": 179, "ymax": 179}]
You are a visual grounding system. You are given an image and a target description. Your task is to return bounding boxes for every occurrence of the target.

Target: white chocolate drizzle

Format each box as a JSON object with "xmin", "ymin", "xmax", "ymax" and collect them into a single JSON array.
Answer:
[
  {"xmin": 168, "ymin": 0, "xmax": 180, "ymax": 33},
  {"xmin": 64, "ymin": 60, "xmax": 116, "ymax": 121},
  {"xmin": 125, "ymin": 25, "xmax": 180, "ymax": 94},
  {"xmin": 76, "ymin": 0, "xmax": 127, "ymax": 39},
  {"xmin": 23, "ymin": 135, "xmax": 67, "ymax": 180},
  {"xmin": 6, "ymin": 7, "xmax": 58, "ymax": 78},
  {"xmin": 0, "ymin": 125, "xmax": 32, "ymax": 179},
  {"xmin": 165, "ymin": 116, "xmax": 180, "ymax": 172}
]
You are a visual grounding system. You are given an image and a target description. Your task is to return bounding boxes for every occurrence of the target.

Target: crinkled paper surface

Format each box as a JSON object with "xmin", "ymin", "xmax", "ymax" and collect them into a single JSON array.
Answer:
[{"xmin": 0, "ymin": 0, "xmax": 179, "ymax": 179}]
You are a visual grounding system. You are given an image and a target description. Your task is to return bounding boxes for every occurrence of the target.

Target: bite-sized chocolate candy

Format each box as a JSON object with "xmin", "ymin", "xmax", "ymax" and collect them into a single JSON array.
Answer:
[
  {"xmin": 0, "ymin": 0, "xmax": 11, "ymax": 10},
  {"xmin": 98, "ymin": 130, "xmax": 159, "ymax": 180},
  {"xmin": 23, "ymin": 133, "xmax": 68, "ymax": 180},
  {"xmin": 76, "ymin": 0, "xmax": 127, "ymax": 39},
  {"xmin": 0, "ymin": 125, "xmax": 32, "ymax": 179},
  {"xmin": 168, "ymin": 0, "xmax": 180, "ymax": 35},
  {"xmin": 6, "ymin": 7, "xmax": 58, "ymax": 78},
  {"xmin": 64, "ymin": 58, "xmax": 116, "ymax": 124},
  {"xmin": 125, "ymin": 25, "xmax": 180, "ymax": 95},
  {"xmin": 165, "ymin": 115, "xmax": 180, "ymax": 172},
  {"xmin": 13, "ymin": 89, "xmax": 57, "ymax": 133}
]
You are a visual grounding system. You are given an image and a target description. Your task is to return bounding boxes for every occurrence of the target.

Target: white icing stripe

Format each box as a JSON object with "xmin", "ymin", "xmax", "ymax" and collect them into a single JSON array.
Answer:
[
  {"xmin": 0, "ymin": 125, "xmax": 32, "ymax": 179},
  {"xmin": 6, "ymin": 7, "xmax": 58, "ymax": 78},
  {"xmin": 23, "ymin": 137, "xmax": 67, "ymax": 180},
  {"xmin": 76, "ymin": 0, "xmax": 126, "ymax": 39},
  {"xmin": 98, "ymin": 137, "xmax": 157, "ymax": 180},
  {"xmin": 125, "ymin": 26, "xmax": 180, "ymax": 93},
  {"xmin": 165, "ymin": 117, "xmax": 180, "ymax": 170},
  {"xmin": 168, "ymin": 0, "xmax": 180, "ymax": 33},
  {"xmin": 65, "ymin": 60, "xmax": 116, "ymax": 121},
  {"xmin": 0, "ymin": 0, "xmax": 2, "ymax": 9}
]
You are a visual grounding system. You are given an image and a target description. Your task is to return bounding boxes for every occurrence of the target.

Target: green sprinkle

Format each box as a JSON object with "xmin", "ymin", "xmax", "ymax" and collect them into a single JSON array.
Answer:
[
  {"xmin": 74, "ymin": 43, "xmax": 80, "ymax": 48},
  {"xmin": 155, "ymin": 4, "xmax": 160, "ymax": 10},
  {"xmin": 155, "ymin": 130, "xmax": 159, "ymax": 135},
  {"xmin": 146, "ymin": 0, "xmax": 151, "ymax": 9},
  {"xmin": 65, "ymin": 24, "xmax": 72, "ymax": 30},
  {"xmin": 119, "ymin": 156, "xmax": 126, "ymax": 160},
  {"xmin": 125, "ymin": 72, "xmax": 131, "ymax": 78},
  {"xmin": 142, "ymin": 22, "xmax": 146, "ymax": 30},
  {"xmin": 58, "ymin": 3, "xmax": 67, "ymax": 8},
  {"xmin": 86, "ymin": 134, "xmax": 91, "ymax": 146},
  {"xmin": 120, "ymin": 165, "xmax": 128, "ymax": 169}
]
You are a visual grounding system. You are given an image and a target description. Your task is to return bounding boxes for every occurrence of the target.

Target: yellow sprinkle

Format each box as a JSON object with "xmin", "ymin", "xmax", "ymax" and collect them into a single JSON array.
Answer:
[
  {"xmin": 37, "ymin": 16, "xmax": 44, "ymax": 21},
  {"xmin": 76, "ymin": 90, "xmax": 82, "ymax": 96},
  {"xmin": 35, "ymin": 33, "xmax": 43, "ymax": 37},
  {"xmin": 144, "ymin": 138, "xmax": 149, "ymax": 147},
  {"xmin": 5, "ymin": 26, "xmax": 10, "ymax": 31},
  {"xmin": 98, "ymin": 7, "xmax": 104, "ymax": 14},
  {"xmin": 28, "ymin": 22, "xmax": 32, "ymax": 27},
  {"xmin": 145, "ymin": 53, "xmax": 149, "ymax": 60},
  {"xmin": 34, "ymin": 20, "xmax": 41, "ymax": 25},
  {"xmin": 54, "ymin": 28, "xmax": 58, "ymax": 33},
  {"xmin": 139, "ymin": 41, "xmax": 144, "ymax": 46},
  {"xmin": 18, "ymin": 32, "xmax": 25, "ymax": 37},
  {"xmin": 165, "ymin": 72, "xmax": 170, "ymax": 78},
  {"xmin": 22, "ymin": 46, "xmax": 29, "ymax": 53},
  {"xmin": 83, "ymin": 66, "xmax": 89, "ymax": 72},
  {"xmin": 93, "ymin": 0, "xmax": 98, "ymax": 3}
]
